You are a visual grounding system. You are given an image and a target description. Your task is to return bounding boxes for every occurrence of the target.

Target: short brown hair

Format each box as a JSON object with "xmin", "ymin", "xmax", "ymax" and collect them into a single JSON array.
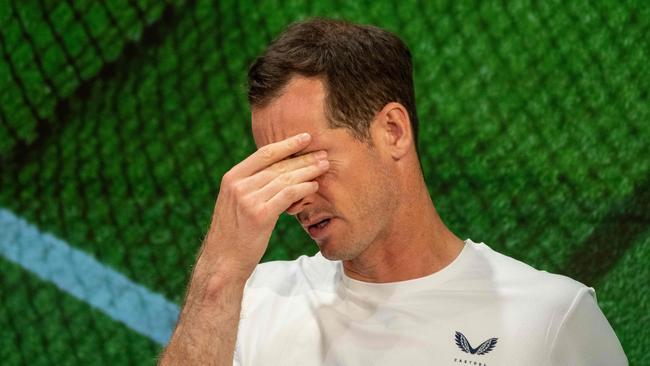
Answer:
[{"xmin": 247, "ymin": 17, "xmax": 419, "ymax": 151}]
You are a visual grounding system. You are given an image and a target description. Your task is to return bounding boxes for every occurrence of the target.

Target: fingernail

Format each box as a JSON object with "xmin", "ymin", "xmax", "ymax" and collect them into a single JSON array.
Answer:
[
  {"xmin": 315, "ymin": 150, "xmax": 327, "ymax": 159},
  {"xmin": 318, "ymin": 159, "xmax": 330, "ymax": 168},
  {"xmin": 298, "ymin": 133, "xmax": 311, "ymax": 142}
]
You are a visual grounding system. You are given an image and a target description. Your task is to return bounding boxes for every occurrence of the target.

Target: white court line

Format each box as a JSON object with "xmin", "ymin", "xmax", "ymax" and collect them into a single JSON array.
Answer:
[{"xmin": 0, "ymin": 208, "xmax": 180, "ymax": 345}]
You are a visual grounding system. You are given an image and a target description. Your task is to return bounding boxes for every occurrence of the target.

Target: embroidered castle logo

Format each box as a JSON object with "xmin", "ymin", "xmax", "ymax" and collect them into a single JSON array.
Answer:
[{"xmin": 454, "ymin": 331, "xmax": 498, "ymax": 355}]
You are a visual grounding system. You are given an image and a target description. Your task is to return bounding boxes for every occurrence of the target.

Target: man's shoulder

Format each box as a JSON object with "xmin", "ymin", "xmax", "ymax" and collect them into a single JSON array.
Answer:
[
  {"xmin": 239, "ymin": 252, "xmax": 339, "ymax": 318},
  {"xmin": 470, "ymin": 240, "xmax": 592, "ymax": 308},
  {"xmin": 244, "ymin": 251, "xmax": 339, "ymax": 293}
]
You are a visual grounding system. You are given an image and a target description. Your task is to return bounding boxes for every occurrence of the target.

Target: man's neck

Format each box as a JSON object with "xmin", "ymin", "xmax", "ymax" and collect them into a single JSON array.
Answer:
[{"xmin": 342, "ymin": 181, "xmax": 465, "ymax": 283}]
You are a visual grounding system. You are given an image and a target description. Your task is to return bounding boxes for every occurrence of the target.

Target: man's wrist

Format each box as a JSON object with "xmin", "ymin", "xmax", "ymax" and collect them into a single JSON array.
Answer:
[
  {"xmin": 205, "ymin": 265, "xmax": 248, "ymax": 293},
  {"xmin": 190, "ymin": 257, "xmax": 251, "ymax": 300}
]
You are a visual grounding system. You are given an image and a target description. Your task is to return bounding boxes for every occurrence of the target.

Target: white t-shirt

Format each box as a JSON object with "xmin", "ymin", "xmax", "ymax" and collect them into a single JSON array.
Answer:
[{"xmin": 234, "ymin": 239, "xmax": 627, "ymax": 365}]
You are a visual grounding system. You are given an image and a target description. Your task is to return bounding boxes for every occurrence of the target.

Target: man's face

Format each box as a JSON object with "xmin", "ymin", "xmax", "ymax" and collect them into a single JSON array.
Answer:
[{"xmin": 251, "ymin": 76, "xmax": 397, "ymax": 261}]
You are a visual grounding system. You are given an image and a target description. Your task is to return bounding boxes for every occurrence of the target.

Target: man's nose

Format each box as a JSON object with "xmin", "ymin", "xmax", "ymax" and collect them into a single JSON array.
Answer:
[{"xmin": 286, "ymin": 191, "xmax": 316, "ymax": 216}]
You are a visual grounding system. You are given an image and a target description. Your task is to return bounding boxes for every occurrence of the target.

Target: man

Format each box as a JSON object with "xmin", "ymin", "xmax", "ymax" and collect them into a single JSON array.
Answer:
[{"xmin": 159, "ymin": 18, "xmax": 627, "ymax": 365}]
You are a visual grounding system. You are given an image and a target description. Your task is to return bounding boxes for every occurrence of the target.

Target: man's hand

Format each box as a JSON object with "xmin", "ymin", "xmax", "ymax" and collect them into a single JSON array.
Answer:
[
  {"xmin": 201, "ymin": 132, "xmax": 329, "ymax": 278},
  {"xmin": 159, "ymin": 133, "xmax": 329, "ymax": 365}
]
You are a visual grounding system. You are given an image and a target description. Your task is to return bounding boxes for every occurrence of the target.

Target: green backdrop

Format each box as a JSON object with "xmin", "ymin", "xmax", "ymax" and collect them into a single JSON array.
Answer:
[{"xmin": 0, "ymin": 0, "xmax": 648, "ymax": 364}]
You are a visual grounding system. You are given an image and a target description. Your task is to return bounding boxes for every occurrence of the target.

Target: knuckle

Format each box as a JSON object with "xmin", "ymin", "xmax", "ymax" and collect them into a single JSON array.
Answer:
[
  {"xmin": 259, "ymin": 146, "xmax": 274, "ymax": 161},
  {"xmin": 272, "ymin": 161, "xmax": 288, "ymax": 175},
  {"xmin": 221, "ymin": 170, "xmax": 234, "ymax": 186},
  {"xmin": 279, "ymin": 173, "xmax": 294, "ymax": 186},
  {"xmin": 231, "ymin": 181, "xmax": 247, "ymax": 197},
  {"xmin": 302, "ymin": 153, "xmax": 316, "ymax": 164}
]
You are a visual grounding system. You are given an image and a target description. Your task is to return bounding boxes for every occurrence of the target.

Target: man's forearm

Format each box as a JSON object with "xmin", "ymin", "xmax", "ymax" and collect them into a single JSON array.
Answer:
[
  {"xmin": 158, "ymin": 261, "xmax": 247, "ymax": 366},
  {"xmin": 158, "ymin": 133, "xmax": 323, "ymax": 364}
]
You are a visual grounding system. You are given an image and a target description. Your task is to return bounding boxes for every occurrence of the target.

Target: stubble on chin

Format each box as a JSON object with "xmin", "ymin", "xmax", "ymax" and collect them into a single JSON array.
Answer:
[
  {"xmin": 318, "ymin": 232, "xmax": 371, "ymax": 263},
  {"xmin": 318, "ymin": 236, "xmax": 353, "ymax": 261}
]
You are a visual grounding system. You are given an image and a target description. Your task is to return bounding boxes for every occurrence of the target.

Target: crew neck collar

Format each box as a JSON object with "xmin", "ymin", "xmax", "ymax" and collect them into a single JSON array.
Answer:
[{"xmin": 337, "ymin": 239, "xmax": 474, "ymax": 297}]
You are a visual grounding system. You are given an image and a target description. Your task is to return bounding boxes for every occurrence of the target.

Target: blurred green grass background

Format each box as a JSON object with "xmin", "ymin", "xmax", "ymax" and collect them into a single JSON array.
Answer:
[{"xmin": 0, "ymin": 0, "xmax": 648, "ymax": 364}]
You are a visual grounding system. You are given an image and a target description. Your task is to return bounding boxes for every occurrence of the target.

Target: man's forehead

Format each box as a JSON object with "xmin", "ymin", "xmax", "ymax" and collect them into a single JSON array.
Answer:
[
  {"xmin": 251, "ymin": 113, "xmax": 327, "ymax": 149},
  {"xmin": 251, "ymin": 77, "xmax": 328, "ymax": 148}
]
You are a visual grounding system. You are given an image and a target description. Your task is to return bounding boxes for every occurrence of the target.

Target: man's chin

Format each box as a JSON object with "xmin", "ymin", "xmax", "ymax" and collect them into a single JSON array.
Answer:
[
  {"xmin": 316, "ymin": 239, "xmax": 338, "ymax": 260},
  {"xmin": 319, "ymin": 248, "xmax": 340, "ymax": 261},
  {"xmin": 317, "ymin": 240, "xmax": 358, "ymax": 262}
]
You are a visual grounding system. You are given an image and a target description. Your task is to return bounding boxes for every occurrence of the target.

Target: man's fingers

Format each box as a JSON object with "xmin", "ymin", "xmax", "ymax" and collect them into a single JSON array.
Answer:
[
  {"xmin": 271, "ymin": 150, "xmax": 327, "ymax": 175},
  {"xmin": 265, "ymin": 181, "xmax": 320, "ymax": 217},
  {"xmin": 232, "ymin": 133, "xmax": 312, "ymax": 178},
  {"xmin": 241, "ymin": 150, "xmax": 327, "ymax": 190},
  {"xmin": 253, "ymin": 159, "xmax": 329, "ymax": 202}
]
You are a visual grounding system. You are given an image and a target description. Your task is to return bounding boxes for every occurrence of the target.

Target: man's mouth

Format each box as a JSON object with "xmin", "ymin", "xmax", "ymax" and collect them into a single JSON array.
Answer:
[
  {"xmin": 310, "ymin": 218, "xmax": 331, "ymax": 230},
  {"xmin": 307, "ymin": 218, "xmax": 332, "ymax": 239}
]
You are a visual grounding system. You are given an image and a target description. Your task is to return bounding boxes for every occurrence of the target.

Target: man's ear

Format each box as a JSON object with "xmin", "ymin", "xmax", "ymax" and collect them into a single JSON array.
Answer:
[{"xmin": 372, "ymin": 102, "xmax": 413, "ymax": 160}]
